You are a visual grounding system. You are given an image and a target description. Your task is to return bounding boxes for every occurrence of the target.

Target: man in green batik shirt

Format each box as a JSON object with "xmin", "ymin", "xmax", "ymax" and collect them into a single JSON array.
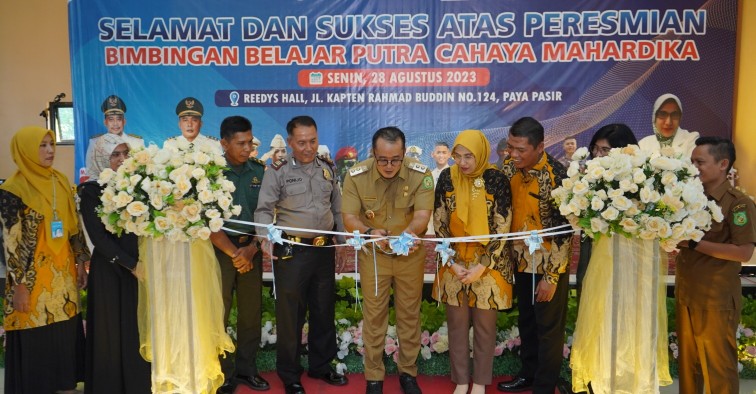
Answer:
[{"xmin": 210, "ymin": 115, "xmax": 270, "ymax": 393}]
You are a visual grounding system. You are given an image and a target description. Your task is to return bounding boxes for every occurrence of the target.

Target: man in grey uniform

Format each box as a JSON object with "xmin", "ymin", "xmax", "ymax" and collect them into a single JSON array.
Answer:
[{"xmin": 255, "ymin": 115, "xmax": 348, "ymax": 394}]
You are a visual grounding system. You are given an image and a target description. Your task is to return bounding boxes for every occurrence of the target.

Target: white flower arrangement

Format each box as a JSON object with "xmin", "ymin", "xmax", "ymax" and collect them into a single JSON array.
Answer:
[
  {"xmin": 98, "ymin": 143, "xmax": 241, "ymax": 242},
  {"xmin": 551, "ymin": 145, "xmax": 723, "ymax": 252}
]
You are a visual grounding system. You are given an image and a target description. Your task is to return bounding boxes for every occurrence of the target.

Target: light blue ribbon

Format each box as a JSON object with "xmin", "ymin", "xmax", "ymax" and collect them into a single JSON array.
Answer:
[
  {"xmin": 389, "ymin": 232, "xmax": 414, "ymax": 256},
  {"xmin": 524, "ymin": 230, "xmax": 543, "ymax": 304},
  {"xmin": 434, "ymin": 240, "xmax": 456, "ymax": 266},
  {"xmin": 266, "ymin": 224, "xmax": 284, "ymax": 245},
  {"xmin": 346, "ymin": 230, "xmax": 366, "ymax": 250}
]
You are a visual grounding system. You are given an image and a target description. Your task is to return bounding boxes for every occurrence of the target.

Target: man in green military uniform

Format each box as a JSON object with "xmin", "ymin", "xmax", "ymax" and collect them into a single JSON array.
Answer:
[
  {"xmin": 209, "ymin": 116, "xmax": 269, "ymax": 393},
  {"xmin": 676, "ymin": 137, "xmax": 756, "ymax": 394},
  {"xmin": 342, "ymin": 127, "xmax": 434, "ymax": 394}
]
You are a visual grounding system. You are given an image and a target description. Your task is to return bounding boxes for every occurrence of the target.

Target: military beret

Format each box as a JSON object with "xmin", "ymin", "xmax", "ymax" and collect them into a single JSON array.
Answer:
[{"xmin": 335, "ymin": 146, "xmax": 357, "ymax": 162}]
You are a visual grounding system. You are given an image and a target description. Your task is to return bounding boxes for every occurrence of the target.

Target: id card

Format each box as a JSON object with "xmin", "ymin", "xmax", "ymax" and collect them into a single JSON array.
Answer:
[{"xmin": 51, "ymin": 220, "xmax": 64, "ymax": 239}]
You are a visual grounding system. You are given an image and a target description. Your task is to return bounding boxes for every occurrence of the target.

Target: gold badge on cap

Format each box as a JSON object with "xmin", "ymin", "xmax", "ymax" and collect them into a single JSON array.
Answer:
[
  {"xmin": 323, "ymin": 168, "xmax": 331, "ymax": 180},
  {"xmin": 366, "ymin": 210, "xmax": 375, "ymax": 219},
  {"xmin": 185, "ymin": 98, "xmax": 195, "ymax": 109},
  {"xmin": 108, "ymin": 96, "xmax": 118, "ymax": 108}
]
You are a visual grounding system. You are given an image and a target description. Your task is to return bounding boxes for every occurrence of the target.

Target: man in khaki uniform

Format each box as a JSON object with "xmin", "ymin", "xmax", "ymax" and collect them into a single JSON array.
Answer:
[
  {"xmin": 342, "ymin": 127, "xmax": 434, "ymax": 394},
  {"xmin": 676, "ymin": 137, "xmax": 756, "ymax": 394}
]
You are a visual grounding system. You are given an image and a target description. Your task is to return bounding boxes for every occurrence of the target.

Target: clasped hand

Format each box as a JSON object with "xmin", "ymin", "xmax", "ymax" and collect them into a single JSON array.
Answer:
[{"xmin": 451, "ymin": 262, "xmax": 485, "ymax": 285}]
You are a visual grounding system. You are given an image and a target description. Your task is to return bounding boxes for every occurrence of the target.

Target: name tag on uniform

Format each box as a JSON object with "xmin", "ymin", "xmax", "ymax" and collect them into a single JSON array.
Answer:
[
  {"xmin": 363, "ymin": 196, "xmax": 377, "ymax": 201},
  {"xmin": 51, "ymin": 220, "xmax": 64, "ymax": 239}
]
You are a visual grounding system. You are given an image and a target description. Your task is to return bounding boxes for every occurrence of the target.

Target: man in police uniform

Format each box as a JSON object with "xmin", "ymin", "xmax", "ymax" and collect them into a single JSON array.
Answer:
[
  {"xmin": 83, "ymin": 95, "xmax": 143, "ymax": 181},
  {"xmin": 254, "ymin": 115, "xmax": 347, "ymax": 394},
  {"xmin": 676, "ymin": 137, "xmax": 756, "ymax": 394},
  {"xmin": 164, "ymin": 97, "xmax": 222, "ymax": 153},
  {"xmin": 210, "ymin": 116, "xmax": 269, "ymax": 393},
  {"xmin": 342, "ymin": 127, "xmax": 434, "ymax": 394}
]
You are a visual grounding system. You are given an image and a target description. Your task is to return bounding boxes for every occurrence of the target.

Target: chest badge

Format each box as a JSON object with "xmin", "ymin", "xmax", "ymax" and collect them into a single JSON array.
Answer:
[
  {"xmin": 323, "ymin": 168, "xmax": 332, "ymax": 180},
  {"xmin": 366, "ymin": 210, "xmax": 375, "ymax": 219}
]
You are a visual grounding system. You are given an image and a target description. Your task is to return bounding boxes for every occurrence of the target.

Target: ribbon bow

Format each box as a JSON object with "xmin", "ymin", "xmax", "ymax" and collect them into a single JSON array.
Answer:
[
  {"xmin": 266, "ymin": 224, "xmax": 284, "ymax": 245},
  {"xmin": 524, "ymin": 230, "xmax": 543, "ymax": 254},
  {"xmin": 346, "ymin": 230, "xmax": 366, "ymax": 251},
  {"xmin": 434, "ymin": 240, "xmax": 456, "ymax": 266},
  {"xmin": 389, "ymin": 232, "xmax": 414, "ymax": 256}
]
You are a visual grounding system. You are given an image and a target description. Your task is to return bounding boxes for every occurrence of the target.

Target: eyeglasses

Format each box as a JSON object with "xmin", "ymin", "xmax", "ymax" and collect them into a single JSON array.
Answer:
[
  {"xmin": 591, "ymin": 145, "xmax": 612, "ymax": 155},
  {"xmin": 451, "ymin": 153, "xmax": 475, "ymax": 162},
  {"xmin": 655, "ymin": 110, "xmax": 682, "ymax": 121},
  {"xmin": 110, "ymin": 150, "xmax": 130, "ymax": 159},
  {"xmin": 376, "ymin": 158, "xmax": 403, "ymax": 167}
]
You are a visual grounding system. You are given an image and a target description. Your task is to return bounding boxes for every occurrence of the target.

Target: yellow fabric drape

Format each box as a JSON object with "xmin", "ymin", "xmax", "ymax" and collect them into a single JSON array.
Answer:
[
  {"xmin": 0, "ymin": 126, "xmax": 79, "ymax": 253},
  {"xmin": 449, "ymin": 129, "xmax": 494, "ymax": 245}
]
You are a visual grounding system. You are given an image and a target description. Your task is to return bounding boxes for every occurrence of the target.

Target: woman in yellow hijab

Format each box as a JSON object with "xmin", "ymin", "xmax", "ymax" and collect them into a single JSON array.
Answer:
[
  {"xmin": 0, "ymin": 126, "xmax": 90, "ymax": 393},
  {"xmin": 432, "ymin": 129, "xmax": 514, "ymax": 394}
]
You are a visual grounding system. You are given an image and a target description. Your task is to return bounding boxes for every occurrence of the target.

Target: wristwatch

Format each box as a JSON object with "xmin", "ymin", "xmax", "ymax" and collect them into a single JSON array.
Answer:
[
  {"xmin": 688, "ymin": 240, "xmax": 698, "ymax": 250},
  {"xmin": 364, "ymin": 227, "xmax": 374, "ymax": 235}
]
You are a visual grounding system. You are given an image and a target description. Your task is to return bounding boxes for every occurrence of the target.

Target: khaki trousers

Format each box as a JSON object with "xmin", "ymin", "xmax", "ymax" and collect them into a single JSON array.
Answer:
[
  {"xmin": 676, "ymin": 301, "xmax": 740, "ymax": 394},
  {"xmin": 446, "ymin": 292, "xmax": 498, "ymax": 385},
  {"xmin": 359, "ymin": 249, "xmax": 425, "ymax": 381}
]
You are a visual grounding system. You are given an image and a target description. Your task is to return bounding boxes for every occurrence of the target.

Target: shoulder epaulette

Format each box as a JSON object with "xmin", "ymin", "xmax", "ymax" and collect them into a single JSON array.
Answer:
[
  {"xmin": 166, "ymin": 136, "xmax": 177, "ymax": 140},
  {"xmin": 318, "ymin": 155, "xmax": 334, "ymax": 167},
  {"xmin": 271, "ymin": 159, "xmax": 287, "ymax": 170},
  {"xmin": 408, "ymin": 162, "xmax": 428, "ymax": 173},
  {"xmin": 206, "ymin": 135, "xmax": 219, "ymax": 141},
  {"xmin": 126, "ymin": 133, "xmax": 143, "ymax": 139},
  {"xmin": 349, "ymin": 165, "xmax": 369, "ymax": 176},
  {"xmin": 249, "ymin": 157, "xmax": 265, "ymax": 166}
]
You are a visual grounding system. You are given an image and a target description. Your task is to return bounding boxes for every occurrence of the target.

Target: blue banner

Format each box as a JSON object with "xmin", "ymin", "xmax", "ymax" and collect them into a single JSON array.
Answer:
[{"xmin": 69, "ymin": 0, "xmax": 736, "ymax": 182}]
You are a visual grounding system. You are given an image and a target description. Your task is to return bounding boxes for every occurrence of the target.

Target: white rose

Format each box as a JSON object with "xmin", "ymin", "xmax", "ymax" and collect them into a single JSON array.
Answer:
[
  {"xmin": 196, "ymin": 177, "xmax": 211, "ymax": 191},
  {"xmin": 98, "ymin": 169, "xmax": 116, "ymax": 185},
  {"xmin": 620, "ymin": 145, "xmax": 639, "ymax": 156},
  {"xmin": 231, "ymin": 205, "xmax": 242, "ymax": 216},
  {"xmin": 690, "ymin": 210, "xmax": 713, "ymax": 228},
  {"xmin": 169, "ymin": 155, "xmax": 184, "ymax": 167},
  {"xmin": 182, "ymin": 203, "xmax": 203, "ymax": 223},
  {"xmin": 640, "ymin": 187, "xmax": 661, "ymax": 204},
  {"xmin": 125, "ymin": 220, "xmax": 138, "ymax": 234},
  {"xmin": 209, "ymin": 217, "xmax": 224, "ymax": 232},
  {"xmin": 113, "ymin": 191, "xmax": 134, "ymax": 208},
  {"xmin": 221, "ymin": 179, "xmax": 236, "ymax": 192},
  {"xmin": 625, "ymin": 203, "xmax": 640, "ymax": 217},
  {"xmin": 650, "ymin": 156, "xmax": 681, "ymax": 172},
  {"xmin": 566, "ymin": 162, "xmax": 580, "ymax": 178},
  {"xmin": 129, "ymin": 174, "xmax": 143, "ymax": 187},
  {"xmin": 595, "ymin": 190, "xmax": 608, "ymax": 201},
  {"xmin": 126, "ymin": 201, "xmax": 149, "ymax": 217},
  {"xmin": 121, "ymin": 159, "xmax": 138, "ymax": 173},
  {"xmin": 132, "ymin": 149, "xmax": 151, "ymax": 165},
  {"xmin": 671, "ymin": 224, "xmax": 686, "ymax": 240},
  {"xmin": 191, "ymin": 167, "xmax": 206, "ymax": 179},
  {"xmin": 638, "ymin": 229, "xmax": 657, "ymax": 240},
  {"xmin": 586, "ymin": 165, "xmax": 604, "ymax": 181},
  {"xmin": 708, "ymin": 201, "xmax": 724, "ymax": 222},
  {"xmin": 561, "ymin": 178, "xmax": 575, "ymax": 190},
  {"xmin": 196, "ymin": 226, "xmax": 212, "ymax": 240},
  {"xmin": 645, "ymin": 216, "xmax": 666, "ymax": 234},
  {"xmin": 601, "ymin": 206, "xmax": 620, "ymax": 221},
  {"xmin": 572, "ymin": 181, "xmax": 590, "ymax": 196},
  {"xmin": 607, "ymin": 188, "xmax": 624, "ymax": 199},
  {"xmin": 632, "ymin": 168, "xmax": 647, "ymax": 184},
  {"xmin": 590, "ymin": 217, "xmax": 609, "ymax": 234},
  {"xmin": 153, "ymin": 149, "xmax": 171, "ymax": 165},
  {"xmin": 656, "ymin": 221, "xmax": 672, "ymax": 238},
  {"xmin": 157, "ymin": 181, "xmax": 174, "ymax": 196},
  {"xmin": 174, "ymin": 175, "xmax": 192, "ymax": 197},
  {"xmin": 559, "ymin": 203, "xmax": 573, "ymax": 217},
  {"xmin": 140, "ymin": 179, "xmax": 153, "ymax": 194},
  {"xmin": 572, "ymin": 147, "xmax": 589, "ymax": 161},
  {"xmin": 205, "ymin": 208, "xmax": 221, "ymax": 219},
  {"xmin": 567, "ymin": 200, "xmax": 582, "ymax": 216},
  {"xmin": 591, "ymin": 196, "xmax": 605, "ymax": 211},
  {"xmin": 154, "ymin": 216, "xmax": 171, "ymax": 232},
  {"xmin": 194, "ymin": 151, "xmax": 211, "ymax": 166},
  {"xmin": 176, "ymin": 138, "xmax": 190, "ymax": 151},
  {"xmin": 198, "ymin": 189, "xmax": 215, "ymax": 204},
  {"xmin": 620, "ymin": 218, "xmax": 639, "ymax": 233},
  {"xmin": 574, "ymin": 196, "xmax": 589, "ymax": 211},
  {"xmin": 661, "ymin": 193, "xmax": 684, "ymax": 212},
  {"xmin": 660, "ymin": 171, "xmax": 677, "ymax": 186},
  {"xmin": 602, "ymin": 169, "xmax": 616, "ymax": 182},
  {"xmin": 150, "ymin": 193, "xmax": 165, "ymax": 210},
  {"xmin": 611, "ymin": 196, "xmax": 634, "ymax": 211},
  {"xmin": 116, "ymin": 177, "xmax": 131, "ymax": 191},
  {"xmin": 214, "ymin": 155, "xmax": 227, "ymax": 166},
  {"xmin": 217, "ymin": 196, "xmax": 232, "ymax": 211}
]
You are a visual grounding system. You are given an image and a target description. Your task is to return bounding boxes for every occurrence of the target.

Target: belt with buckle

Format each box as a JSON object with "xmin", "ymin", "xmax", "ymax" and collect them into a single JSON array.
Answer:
[{"xmin": 285, "ymin": 235, "xmax": 329, "ymax": 246}]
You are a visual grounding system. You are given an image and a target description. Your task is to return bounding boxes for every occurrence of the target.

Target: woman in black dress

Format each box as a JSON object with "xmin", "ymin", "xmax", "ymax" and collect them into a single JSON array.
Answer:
[{"xmin": 78, "ymin": 133, "xmax": 151, "ymax": 393}]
